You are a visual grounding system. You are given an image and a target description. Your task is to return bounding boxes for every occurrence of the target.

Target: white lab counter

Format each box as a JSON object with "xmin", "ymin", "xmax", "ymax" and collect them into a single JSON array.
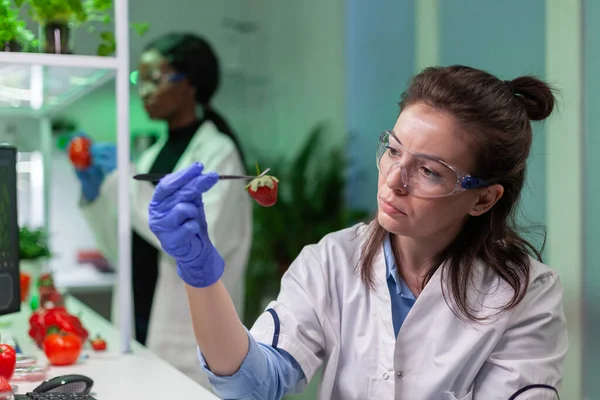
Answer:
[
  {"xmin": 0, "ymin": 295, "xmax": 218, "ymax": 399},
  {"xmin": 52, "ymin": 263, "xmax": 115, "ymax": 293}
]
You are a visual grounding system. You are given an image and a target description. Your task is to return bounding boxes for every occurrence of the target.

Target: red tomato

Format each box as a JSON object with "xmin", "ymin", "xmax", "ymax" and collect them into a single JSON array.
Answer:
[
  {"xmin": 68, "ymin": 136, "xmax": 92, "ymax": 170},
  {"xmin": 0, "ymin": 344, "xmax": 16, "ymax": 380},
  {"xmin": 43, "ymin": 331, "xmax": 82, "ymax": 366},
  {"xmin": 20, "ymin": 272, "xmax": 31, "ymax": 302},
  {"xmin": 90, "ymin": 335, "xmax": 107, "ymax": 351}
]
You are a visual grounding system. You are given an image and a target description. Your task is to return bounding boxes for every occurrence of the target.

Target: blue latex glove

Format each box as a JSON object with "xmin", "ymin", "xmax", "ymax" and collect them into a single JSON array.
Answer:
[
  {"xmin": 148, "ymin": 162, "xmax": 224, "ymax": 288},
  {"xmin": 75, "ymin": 166, "xmax": 104, "ymax": 202},
  {"xmin": 69, "ymin": 134, "xmax": 117, "ymax": 202},
  {"xmin": 90, "ymin": 142, "xmax": 117, "ymax": 176}
]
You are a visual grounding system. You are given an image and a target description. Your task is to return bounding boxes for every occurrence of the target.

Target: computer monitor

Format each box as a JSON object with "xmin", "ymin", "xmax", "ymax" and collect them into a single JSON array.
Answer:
[{"xmin": 0, "ymin": 145, "xmax": 21, "ymax": 316}]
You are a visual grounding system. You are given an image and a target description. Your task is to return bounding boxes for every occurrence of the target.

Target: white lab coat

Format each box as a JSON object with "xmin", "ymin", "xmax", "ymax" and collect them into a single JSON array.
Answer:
[
  {"xmin": 79, "ymin": 121, "xmax": 252, "ymax": 389},
  {"xmin": 250, "ymin": 223, "xmax": 568, "ymax": 400}
]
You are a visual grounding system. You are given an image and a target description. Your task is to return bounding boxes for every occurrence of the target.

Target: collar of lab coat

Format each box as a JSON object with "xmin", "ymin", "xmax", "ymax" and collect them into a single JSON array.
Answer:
[
  {"xmin": 380, "ymin": 232, "xmax": 498, "ymax": 307},
  {"xmin": 383, "ymin": 234, "xmax": 416, "ymax": 300}
]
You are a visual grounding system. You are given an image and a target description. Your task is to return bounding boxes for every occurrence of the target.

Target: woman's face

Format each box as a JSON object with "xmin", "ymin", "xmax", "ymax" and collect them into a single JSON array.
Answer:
[
  {"xmin": 377, "ymin": 103, "xmax": 503, "ymax": 243},
  {"xmin": 137, "ymin": 49, "xmax": 195, "ymax": 121}
]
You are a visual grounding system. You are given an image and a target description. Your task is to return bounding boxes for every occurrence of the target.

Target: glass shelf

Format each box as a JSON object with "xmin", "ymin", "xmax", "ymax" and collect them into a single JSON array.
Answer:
[
  {"xmin": 0, "ymin": 63, "xmax": 115, "ymax": 118},
  {"xmin": 0, "ymin": 52, "xmax": 118, "ymax": 69}
]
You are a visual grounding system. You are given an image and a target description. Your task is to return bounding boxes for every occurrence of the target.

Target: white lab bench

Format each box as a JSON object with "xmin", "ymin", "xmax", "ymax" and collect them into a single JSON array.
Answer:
[
  {"xmin": 0, "ymin": 295, "xmax": 218, "ymax": 399},
  {"xmin": 53, "ymin": 264, "xmax": 115, "ymax": 322},
  {"xmin": 52, "ymin": 264, "xmax": 115, "ymax": 294}
]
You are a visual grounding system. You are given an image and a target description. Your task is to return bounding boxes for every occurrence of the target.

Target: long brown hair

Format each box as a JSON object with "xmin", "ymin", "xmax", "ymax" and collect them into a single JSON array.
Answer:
[{"xmin": 358, "ymin": 65, "xmax": 556, "ymax": 322}]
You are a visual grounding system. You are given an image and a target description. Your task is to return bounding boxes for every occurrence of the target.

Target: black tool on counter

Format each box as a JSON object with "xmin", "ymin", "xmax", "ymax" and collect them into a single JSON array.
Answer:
[{"xmin": 14, "ymin": 374, "xmax": 97, "ymax": 399}]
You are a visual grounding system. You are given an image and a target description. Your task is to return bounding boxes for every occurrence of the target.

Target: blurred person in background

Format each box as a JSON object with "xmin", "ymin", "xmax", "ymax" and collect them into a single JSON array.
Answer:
[
  {"xmin": 70, "ymin": 32, "xmax": 252, "ymax": 389},
  {"xmin": 148, "ymin": 66, "xmax": 567, "ymax": 399}
]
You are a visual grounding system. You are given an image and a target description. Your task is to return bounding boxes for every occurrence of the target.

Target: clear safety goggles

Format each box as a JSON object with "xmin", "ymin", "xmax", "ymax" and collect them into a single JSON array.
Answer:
[
  {"xmin": 376, "ymin": 130, "xmax": 491, "ymax": 198},
  {"xmin": 136, "ymin": 71, "xmax": 186, "ymax": 97}
]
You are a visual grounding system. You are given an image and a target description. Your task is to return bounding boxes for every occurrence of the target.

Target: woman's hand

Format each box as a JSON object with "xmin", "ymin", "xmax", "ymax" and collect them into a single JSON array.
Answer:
[{"xmin": 149, "ymin": 162, "xmax": 225, "ymax": 288}]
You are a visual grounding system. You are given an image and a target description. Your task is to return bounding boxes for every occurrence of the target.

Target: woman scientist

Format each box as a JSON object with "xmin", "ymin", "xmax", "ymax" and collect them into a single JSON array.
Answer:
[
  {"xmin": 72, "ymin": 33, "xmax": 252, "ymax": 388},
  {"xmin": 147, "ymin": 65, "xmax": 567, "ymax": 399}
]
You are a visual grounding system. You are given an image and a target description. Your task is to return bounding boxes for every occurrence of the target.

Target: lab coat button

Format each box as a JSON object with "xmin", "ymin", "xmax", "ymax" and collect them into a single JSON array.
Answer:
[
  {"xmin": 383, "ymin": 372, "xmax": 389, "ymax": 380},
  {"xmin": 396, "ymin": 370, "xmax": 403, "ymax": 379}
]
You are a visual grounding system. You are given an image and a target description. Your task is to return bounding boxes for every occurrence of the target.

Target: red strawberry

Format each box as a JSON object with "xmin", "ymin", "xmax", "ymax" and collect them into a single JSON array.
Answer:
[{"xmin": 246, "ymin": 174, "xmax": 279, "ymax": 207}]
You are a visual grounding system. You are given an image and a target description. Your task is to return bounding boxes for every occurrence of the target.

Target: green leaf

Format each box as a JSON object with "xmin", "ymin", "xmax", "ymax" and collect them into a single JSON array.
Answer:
[
  {"xmin": 91, "ymin": 0, "xmax": 112, "ymax": 12},
  {"xmin": 3, "ymin": 0, "xmax": 149, "ymax": 51},
  {"xmin": 96, "ymin": 42, "xmax": 115, "ymax": 56},
  {"xmin": 132, "ymin": 22, "xmax": 149, "ymax": 37},
  {"xmin": 99, "ymin": 30, "xmax": 114, "ymax": 41},
  {"xmin": 19, "ymin": 226, "xmax": 51, "ymax": 260},
  {"xmin": 46, "ymin": 326, "xmax": 61, "ymax": 335}
]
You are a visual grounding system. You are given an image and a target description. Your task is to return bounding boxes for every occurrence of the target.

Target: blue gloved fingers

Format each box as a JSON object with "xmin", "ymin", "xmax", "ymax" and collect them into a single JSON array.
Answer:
[
  {"xmin": 153, "ymin": 162, "xmax": 205, "ymax": 202},
  {"xmin": 157, "ymin": 220, "xmax": 202, "ymax": 252},
  {"xmin": 169, "ymin": 172, "xmax": 220, "ymax": 206},
  {"xmin": 147, "ymin": 162, "xmax": 226, "ymax": 288},
  {"xmin": 151, "ymin": 172, "xmax": 220, "ymax": 213},
  {"xmin": 148, "ymin": 202, "xmax": 199, "ymax": 231},
  {"xmin": 191, "ymin": 172, "xmax": 219, "ymax": 194},
  {"xmin": 149, "ymin": 177, "xmax": 203, "ymax": 211}
]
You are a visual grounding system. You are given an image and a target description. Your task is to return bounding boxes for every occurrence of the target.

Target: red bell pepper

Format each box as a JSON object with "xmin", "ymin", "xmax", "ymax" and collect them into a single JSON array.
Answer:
[
  {"xmin": 0, "ymin": 344, "xmax": 16, "ymax": 381},
  {"xmin": 28, "ymin": 306, "xmax": 88, "ymax": 348}
]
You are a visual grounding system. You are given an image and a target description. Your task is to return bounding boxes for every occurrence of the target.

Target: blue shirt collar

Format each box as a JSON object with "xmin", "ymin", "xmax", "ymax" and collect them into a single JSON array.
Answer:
[{"xmin": 383, "ymin": 234, "xmax": 416, "ymax": 300}]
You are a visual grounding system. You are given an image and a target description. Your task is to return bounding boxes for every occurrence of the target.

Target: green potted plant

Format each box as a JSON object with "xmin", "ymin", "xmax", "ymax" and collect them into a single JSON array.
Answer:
[
  {"xmin": 0, "ymin": 0, "xmax": 36, "ymax": 52},
  {"xmin": 80, "ymin": 0, "xmax": 149, "ymax": 56},
  {"xmin": 19, "ymin": 225, "xmax": 52, "ymax": 286},
  {"xmin": 15, "ymin": 0, "xmax": 85, "ymax": 53},
  {"xmin": 243, "ymin": 123, "xmax": 370, "ymax": 325},
  {"xmin": 15, "ymin": 0, "xmax": 149, "ymax": 55}
]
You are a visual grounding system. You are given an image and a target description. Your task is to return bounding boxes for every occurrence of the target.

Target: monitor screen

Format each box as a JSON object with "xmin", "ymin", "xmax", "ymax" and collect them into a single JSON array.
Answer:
[{"xmin": 0, "ymin": 145, "xmax": 21, "ymax": 316}]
